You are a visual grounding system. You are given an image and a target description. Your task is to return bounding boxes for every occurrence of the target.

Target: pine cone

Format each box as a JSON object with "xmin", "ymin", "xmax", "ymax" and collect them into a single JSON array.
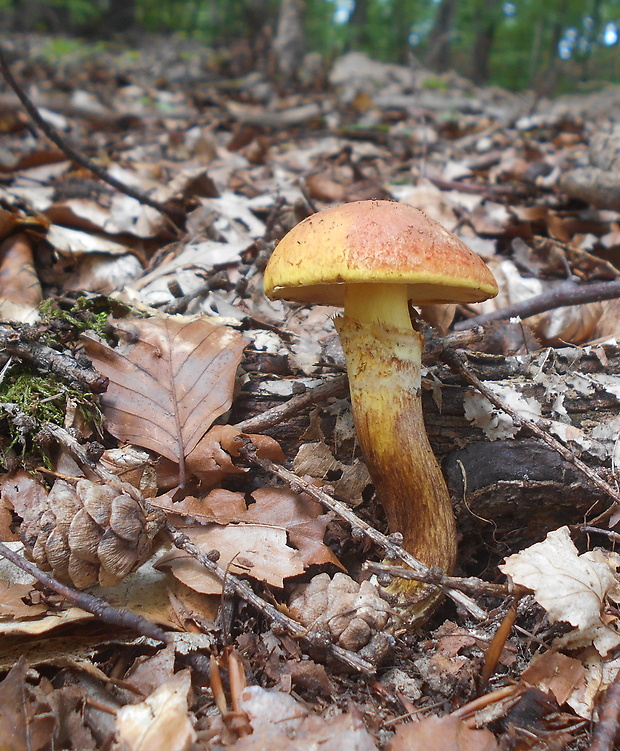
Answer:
[
  {"xmin": 21, "ymin": 479, "xmax": 165, "ymax": 588},
  {"xmin": 288, "ymin": 572, "xmax": 392, "ymax": 651}
]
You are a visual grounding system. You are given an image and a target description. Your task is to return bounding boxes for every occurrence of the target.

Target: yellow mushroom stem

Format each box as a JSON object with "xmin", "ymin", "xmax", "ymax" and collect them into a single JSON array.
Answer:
[{"xmin": 336, "ymin": 282, "xmax": 457, "ymax": 598}]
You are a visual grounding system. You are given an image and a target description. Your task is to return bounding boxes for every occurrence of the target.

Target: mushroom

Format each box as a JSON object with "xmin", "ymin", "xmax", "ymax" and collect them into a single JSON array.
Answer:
[{"xmin": 263, "ymin": 200, "xmax": 498, "ymax": 608}]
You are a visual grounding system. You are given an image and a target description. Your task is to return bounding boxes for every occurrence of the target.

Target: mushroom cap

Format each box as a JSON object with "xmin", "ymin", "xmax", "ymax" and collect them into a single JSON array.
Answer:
[{"xmin": 264, "ymin": 200, "xmax": 498, "ymax": 306}]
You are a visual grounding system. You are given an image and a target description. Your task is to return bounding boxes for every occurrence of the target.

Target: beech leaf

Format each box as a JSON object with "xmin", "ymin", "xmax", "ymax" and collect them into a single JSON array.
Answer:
[
  {"xmin": 156, "ymin": 524, "xmax": 305, "ymax": 593},
  {"xmin": 388, "ymin": 715, "xmax": 497, "ymax": 751},
  {"xmin": 82, "ymin": 315, "xmax": 246, "ymax": 479}
]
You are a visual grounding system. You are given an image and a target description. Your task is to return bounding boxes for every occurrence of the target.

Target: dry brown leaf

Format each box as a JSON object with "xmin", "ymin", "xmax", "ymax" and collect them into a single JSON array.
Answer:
[
  {"xmin": 387, "ymin": 715, "xmax": 498, "ymax": 751},
  {"xmin": 150, "ymin": 488, "xmax": 248, "ymax": 524},
  {"xmin": 82, "ymin": 315, "xmax": 246, "ymax": 483},
  {"xmin": 0, "ymin": 469, "xmax": 49, "ymax": 537},
  {"xmin": 0, "ymin": 580, "xmax": 47, "ymax": 619},
  {"xmin": 243, "ymin": 487, "xmax": 342, "ymax": 569},
  {"xmin": 125, "ymin": 643, "xmax": 177, "ymax": 698},
  {"xmin": 113, "ymin": 669, "xmax": 197, "ymax": 751},
  {"xmin": 521, "ymin": 651, "xmax": 586, "ymax": 706},
  {"xmin": 154, "ymin": 425, "xmax": 284, "ymax": 490},
  {"xmin": 0, "ymin": 658, "xmax": 58, "ymax": 751},
  {"xmin": 185, "ymin": 424, "xmax": 284, "ymax": 487},
  {"xmin": 0, "ymin": 232, "xmax": 41, "ymax": 322},
  {"xmin": 156, "ymin": 524, "xmax": 305, "ymax": 593},
  {"xmin": 153, "ymin": 483, "xmax": 340, "ymax": 569},
  {"xmin": 293, "ymin": 441, "xmax": 371, "ymax": 507}
]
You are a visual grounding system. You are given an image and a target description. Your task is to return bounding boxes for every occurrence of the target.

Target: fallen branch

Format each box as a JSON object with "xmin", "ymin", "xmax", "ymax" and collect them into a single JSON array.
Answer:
[
  {"xmin": 0, "ymin": 540, "xmax": 170, "ymax": 643},
  {"xmin": 439, "ymin": 347, "xmax": 620, "ymax": 518},
  {"xmin": 0, "ymin": 325, "xmax": 108, "ymax": 393},
  {"xmin": 363, "ymin": 561, "xmax": 528, "ymax": 599},
  {"xmin": 453, "ymin": 278, "xmax": 620, "ymax": 331},
  {"xmin": 235, "ymin": 375, "xmax": 348, "ymax": 434}
]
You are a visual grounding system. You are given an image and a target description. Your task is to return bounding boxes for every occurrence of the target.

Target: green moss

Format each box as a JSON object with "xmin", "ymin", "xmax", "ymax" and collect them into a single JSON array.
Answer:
[
  {"xmin": 0, "ymin": 370, "xmax": 100, "ymax": 428},
  {"xmin": 38, "ymin": 297, "xmax": 110, "ymax": 338}
]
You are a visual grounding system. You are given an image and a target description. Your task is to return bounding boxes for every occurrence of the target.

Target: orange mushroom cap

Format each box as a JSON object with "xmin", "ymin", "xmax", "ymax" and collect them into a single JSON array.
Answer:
[{"xmin": 264, "ymin": 199, "xmax": 498, "ymax": 307}]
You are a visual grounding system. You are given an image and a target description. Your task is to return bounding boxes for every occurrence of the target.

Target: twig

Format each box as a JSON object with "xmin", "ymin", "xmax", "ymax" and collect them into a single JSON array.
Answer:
[
  {"xmin": 0, "ymin": 540, "xmax": 170, "ymax": 643},
  {"xmin": 450, "ymin": 684, "xmax": 524, "ymax": 722},
  {"xmin": 453, "ymin": 278, "xmax": 620, "ymax": 331},
  {"xmin": 237, "ymin": 440, "xmax": 487, "ymax": 621},
  {"xmin": 363, "ymin": 561, "xmax": 529, "ymax": 599},
  {"xmin": 440, "ymin": 347, "xmax": 620, "ymax": 514},
  {"xmin": 234, "ymin": 375, "xmax": 348, "ymax": 434},
  {"xmin": 164, "ymin": 523, "xmax": 376, "ymax": 675},
  {"xmin": 41, "ymin": 423, "xmax": 376, "ymax": 674},
  {"xmin": 0, "ymin": 325, "xmax": 108, "ymax": 393},
  {"xmin": 429, "ymin": 174, "xmax": 530, "ymax": 198},
  {"xmin": 581, "ymin": 526, "xmax": 620, "ymax": 544},
  {"xmin": 0, "ymin": 44, "xmax": 182, "ymax": 228},
  {"xmin": 586, "ymin": 667, "xmax": 620, "ymax": 751}
]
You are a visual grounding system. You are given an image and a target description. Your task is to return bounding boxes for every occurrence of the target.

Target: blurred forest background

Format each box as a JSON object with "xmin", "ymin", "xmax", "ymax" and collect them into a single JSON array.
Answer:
[{"xmin": 1, "ymin": 0, "xmax": 620, "ymax": 96}]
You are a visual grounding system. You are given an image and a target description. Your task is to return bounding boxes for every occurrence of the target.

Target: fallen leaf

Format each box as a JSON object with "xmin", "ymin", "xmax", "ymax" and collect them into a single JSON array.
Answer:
[
  {"xmin": 185, "ymin": 424, "xmax": 284, "ymax": 488},
  {"xmin": 293, "ymin": 441, "xmax": 371, "ymax": 507},
  {"xmin": 0, "ymin": 469, "xmax": 49, "ymax": 533},
  {"xmin": 0, "ymin": 580, "xmax": 47, "ymax": 619},
  {"xmin": 114, "ymin": 670, "xmax": 197, "ymax": 751},
  {"xmin": 521, "ymin": 651, "xmax": 586, "ymax": 706},
  {"xmin": 82, "ymin": 315, "xmax": 246, "ymax": 483},
  {"xmin": 566, "ymin": 647, "xmax": 620, "ymax": 718},
  {"xmin": 156, "ymin": 524, "xmax": 305, "ymax": 593},
  {"xmin": 243, "ymin": 486, "xmax": 342, "ymax": 569},
  {"xmin": 500, "ymin": 526, "xmax": 620, "ymax": 654},
  {"xmin": 232, "ymin": 711, "xmax": 378, "ymax": 751},
  {"xmin": 0, "ymin": 232, "xmax": 41, "ymax": 322},
  {"xmin": 387, "ymin": 715, "xmax": 498, "ymax": 751},
  {"xmin": 0, "ymin": 658, "xmax": 58, "ymax": 751}
]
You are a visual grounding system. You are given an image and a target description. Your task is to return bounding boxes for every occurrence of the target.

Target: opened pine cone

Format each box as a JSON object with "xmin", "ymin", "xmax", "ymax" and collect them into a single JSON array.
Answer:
[{"xmin": 21, "ymin": 479, "xmax": 165, "ymax": 588}]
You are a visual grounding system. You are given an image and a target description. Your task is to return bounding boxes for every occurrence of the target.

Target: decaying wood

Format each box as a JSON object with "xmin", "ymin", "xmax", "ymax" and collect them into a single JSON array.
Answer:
[{"xmin": 237, "ymin": 344, "xmax": 620, "ymax": 566}]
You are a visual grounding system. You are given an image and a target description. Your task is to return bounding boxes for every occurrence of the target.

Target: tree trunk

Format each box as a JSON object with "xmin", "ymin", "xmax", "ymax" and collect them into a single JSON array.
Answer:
[
  {"xmin": 102, "ymin": 0, "xmax": 137, "ymax": 36},
  {"xmin": 424, "ymin": 0, "xmax": 458, "ymax": 72},
  {"xmin": 470, "ymin": 0, "xmax": 499, "ymax": 85},
  {"xmin": 349, "ymin": 0, "xmax": 369, "ymax": 50},
  {"xmin": 533, "ymin": 0, "xmax": 569, "ymax": 96},
  {"xmin": 274, "ymin": 0, "xmax": 306, "ymax": 85}
]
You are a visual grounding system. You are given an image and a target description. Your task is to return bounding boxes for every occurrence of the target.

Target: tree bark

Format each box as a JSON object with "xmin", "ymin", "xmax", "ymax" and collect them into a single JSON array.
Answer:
[
  {"xmin": 101, "ymin": 0, "xmax": 137, "ymax": 36},
  {"xmin": 274, "ymin": 0, "xmax": 306, "ymax": 85},
  {"xmin": 470, "ymin": 0, "xmax": 500, "ymax": 85},
  {"xmin": 425, "ymin": 0, "xmax": 458, "ymax": 72},
  {"xmin": 349, "ymin": 0, "xmax": 369, "ymax": 49}
]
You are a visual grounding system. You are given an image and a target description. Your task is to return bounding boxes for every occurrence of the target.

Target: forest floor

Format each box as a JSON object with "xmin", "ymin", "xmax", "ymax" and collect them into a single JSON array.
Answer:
[{"xmin": 2, "ymin": 32, "xmax": 620, "ymax": 750}]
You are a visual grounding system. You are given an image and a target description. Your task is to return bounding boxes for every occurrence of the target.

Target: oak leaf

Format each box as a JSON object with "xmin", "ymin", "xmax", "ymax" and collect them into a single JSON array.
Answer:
[{"xmin": 500, "ymin": 526, "xmax": 620, "ymax": 655}]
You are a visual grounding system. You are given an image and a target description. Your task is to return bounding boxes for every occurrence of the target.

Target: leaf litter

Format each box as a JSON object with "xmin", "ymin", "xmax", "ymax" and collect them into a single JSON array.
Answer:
[{"xmin": 2, "ymin": 34, "xmax": 620, "ymax": 749}]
